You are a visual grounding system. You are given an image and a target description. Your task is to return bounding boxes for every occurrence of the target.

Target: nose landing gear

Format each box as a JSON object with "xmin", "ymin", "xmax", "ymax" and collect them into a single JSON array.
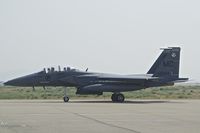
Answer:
[
  {"xmin": 63, "ymin": 87, "xmax": 69, "ymax": 102},
  {"xmin": 63, "ymin": 96, "xmax": 69, "ymax": 102}
]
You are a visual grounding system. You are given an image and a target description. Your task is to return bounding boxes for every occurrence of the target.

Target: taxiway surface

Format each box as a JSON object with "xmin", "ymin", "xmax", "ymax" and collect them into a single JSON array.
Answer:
[{"xmin": 0, "ymin": 100, "xmax": 199, "ymax": 133}]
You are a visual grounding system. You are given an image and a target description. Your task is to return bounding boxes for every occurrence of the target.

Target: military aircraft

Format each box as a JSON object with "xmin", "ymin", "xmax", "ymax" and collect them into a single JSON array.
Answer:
[{"xmin": 4, "ymin": 47, "xmax": 188, "ymax": 102}]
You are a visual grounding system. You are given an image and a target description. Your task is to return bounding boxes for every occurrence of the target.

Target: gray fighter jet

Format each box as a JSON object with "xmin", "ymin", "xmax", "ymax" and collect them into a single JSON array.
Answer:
[{"xmin": 4, "ymin": 47, "xmax": 188, "ymax": 102}]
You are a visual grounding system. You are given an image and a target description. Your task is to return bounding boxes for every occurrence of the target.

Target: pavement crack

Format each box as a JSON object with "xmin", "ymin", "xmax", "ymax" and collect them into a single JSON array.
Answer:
[{"xmin": 72, "ymin": 112, "xmax": 141, "ymax": 133}]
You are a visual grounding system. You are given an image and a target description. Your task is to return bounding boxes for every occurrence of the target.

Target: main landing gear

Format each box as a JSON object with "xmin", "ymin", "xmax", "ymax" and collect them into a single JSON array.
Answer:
[
  {"xmin": 63, "ymin": 87, "xmax": 69, "ymax": 102},
  {"xmin": 111, "ymin": 93, "xmax": 125, "ymax": 103}
]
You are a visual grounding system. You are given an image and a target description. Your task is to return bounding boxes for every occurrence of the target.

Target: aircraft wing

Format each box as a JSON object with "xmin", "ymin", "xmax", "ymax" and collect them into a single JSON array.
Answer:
[
  {"xmin": 78, "ymin": 74, "xmax": 159, "ymax": 84},
  {"xmin": 97, "ymin": 76, "xmax": 158, "ymax": 84},
  {"xmin": 97, "ymin": 75, "xmax": 158, "ymax": 80}
]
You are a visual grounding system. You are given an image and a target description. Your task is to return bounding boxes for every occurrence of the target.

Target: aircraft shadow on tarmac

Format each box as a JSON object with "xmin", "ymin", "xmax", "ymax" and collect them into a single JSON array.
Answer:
[
  {"xmin": 69, "ymin": 100, "xmax": 177, "ymax": 104},
  {"xmin": 19, "ymin": 100, "xmax": 183, "ymax": 104}
]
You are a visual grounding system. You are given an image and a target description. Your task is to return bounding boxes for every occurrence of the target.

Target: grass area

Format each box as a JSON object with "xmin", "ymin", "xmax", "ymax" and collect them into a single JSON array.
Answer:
[{"xmin": 0, "ymin": 85, "xmax": 200, "ymax": 99}]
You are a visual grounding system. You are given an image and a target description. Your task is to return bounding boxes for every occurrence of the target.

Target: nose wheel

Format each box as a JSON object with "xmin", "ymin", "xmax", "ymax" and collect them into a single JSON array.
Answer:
[
  {"xmin": 63, "ymin": 87, "xmax": 69, "ymax": 102},
  {"xmin": 63, "ymin": 96, "xmax": 69, "ymax": 102},
  {"xmin": 111, "ymin": 93, "xmax": 125, "ymax": 103}
]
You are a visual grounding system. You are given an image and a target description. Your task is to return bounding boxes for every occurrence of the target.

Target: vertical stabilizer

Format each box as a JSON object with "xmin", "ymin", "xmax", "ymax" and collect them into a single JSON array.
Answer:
[{"xmin": 147, "ymin": 47, "xmax": 180, "ymax": 78}]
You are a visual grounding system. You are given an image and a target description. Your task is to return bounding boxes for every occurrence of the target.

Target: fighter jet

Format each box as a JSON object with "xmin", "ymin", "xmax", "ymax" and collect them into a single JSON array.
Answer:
[{"xmin": 4, "ymin": 47, "xmax": 188, "ymax": 102}]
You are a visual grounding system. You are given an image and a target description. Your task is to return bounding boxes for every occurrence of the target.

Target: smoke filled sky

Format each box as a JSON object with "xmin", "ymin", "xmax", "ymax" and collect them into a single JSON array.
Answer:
[{"xmin": 0, "ymin": 0, "xmax": 199, "ymax": 81}]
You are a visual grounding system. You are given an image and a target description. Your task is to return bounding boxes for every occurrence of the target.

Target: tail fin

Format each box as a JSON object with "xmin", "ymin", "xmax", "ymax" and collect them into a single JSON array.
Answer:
[{"xmin": 147, "ymin": 47, "xmax": 180, "ymax": 78}]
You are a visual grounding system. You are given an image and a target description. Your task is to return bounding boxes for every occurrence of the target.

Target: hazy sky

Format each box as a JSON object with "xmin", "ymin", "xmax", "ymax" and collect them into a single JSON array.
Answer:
[{"xmin": 0, "ymin": 0, "xmax": 199, "ymax": 81}]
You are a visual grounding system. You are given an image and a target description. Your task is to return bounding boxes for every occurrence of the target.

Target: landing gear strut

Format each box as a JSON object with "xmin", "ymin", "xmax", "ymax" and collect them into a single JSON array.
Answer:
[
  {"xmin": 63, "ymin": 87, "xmax": 69, "ymax": 102},
  {"xmin": 111, "ymin": 93, "xmax": 125, "ymax": 103}
]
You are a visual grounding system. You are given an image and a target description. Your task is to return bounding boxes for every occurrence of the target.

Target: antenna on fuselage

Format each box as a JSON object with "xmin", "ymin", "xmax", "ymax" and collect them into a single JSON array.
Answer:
[{"xmin": 86, "ymin": 68, "xmax": 88, "ymax": 72}]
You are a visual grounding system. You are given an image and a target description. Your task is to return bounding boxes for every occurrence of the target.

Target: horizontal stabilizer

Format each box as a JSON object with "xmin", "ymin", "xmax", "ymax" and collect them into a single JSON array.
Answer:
[{"xmin": 172, "ymin": 78, "xmax": 189, "ymax": 83}]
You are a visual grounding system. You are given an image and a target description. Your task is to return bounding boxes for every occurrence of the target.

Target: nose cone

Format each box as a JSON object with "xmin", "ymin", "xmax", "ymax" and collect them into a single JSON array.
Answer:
[
  {"xmin": 4, "ymin": 74, "xmax": 38, "ymax": 87},
  {"xmin": 4, "ymin": 78, "xmax": 22, "ymax": 86}
]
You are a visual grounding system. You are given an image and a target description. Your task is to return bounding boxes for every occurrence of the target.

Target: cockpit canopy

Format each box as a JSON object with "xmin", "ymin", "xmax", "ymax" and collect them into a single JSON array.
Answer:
[{"xmin": 43, "ymin": 66, "xmax": 80, "ymax": 73}]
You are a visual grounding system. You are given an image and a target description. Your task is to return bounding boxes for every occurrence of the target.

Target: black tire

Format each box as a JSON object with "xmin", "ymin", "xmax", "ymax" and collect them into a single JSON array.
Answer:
[
  {"xmin": 63, "ymin": 96, "xmax": 69, "ymax": 102},
  {"xmin": 116, "ymin": 94, "xmax": 125, "ymax": 103}
]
